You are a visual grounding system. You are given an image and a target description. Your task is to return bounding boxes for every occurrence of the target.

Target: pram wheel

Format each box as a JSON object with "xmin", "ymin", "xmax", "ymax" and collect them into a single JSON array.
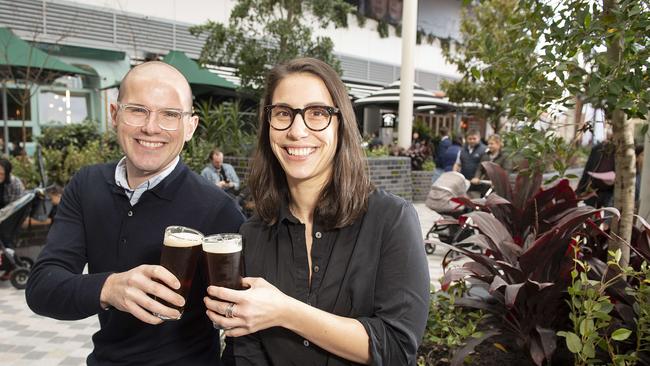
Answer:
[
  {"xmin": 10, "ymin": 268, "xmax": 29, "ymax": 289},
  {"xmin": 425, "ymin": 242, "xmax": 436, "ymax": 255},
  {"xmin": 16, "ymin": 256, "xmax": 34, "ymax": 270}
]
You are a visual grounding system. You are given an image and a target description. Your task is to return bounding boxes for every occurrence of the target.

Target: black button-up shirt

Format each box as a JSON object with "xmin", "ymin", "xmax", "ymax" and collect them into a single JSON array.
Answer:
[{"xmin": 224, "ymin": 190, "xmax": 430, "ymax": 365}]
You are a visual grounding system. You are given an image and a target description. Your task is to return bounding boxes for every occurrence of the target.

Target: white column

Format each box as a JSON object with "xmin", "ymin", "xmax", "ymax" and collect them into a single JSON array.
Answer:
[{"xmin": 397, "ymin": 0, "xmax": 418, "ymax": 149}]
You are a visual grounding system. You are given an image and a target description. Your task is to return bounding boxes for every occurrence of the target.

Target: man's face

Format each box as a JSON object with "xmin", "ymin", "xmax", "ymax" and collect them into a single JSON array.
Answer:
[
  {"xmin": 111, "ymin": 67, "xmax": 197, "ymax": 182},
  {"xmin": 211, "ymin": 153, "xmax": 223, "ymax": 169},
  {"xmin": 466, "ymin": 134, "xmax": 480, "ymax": 147}
]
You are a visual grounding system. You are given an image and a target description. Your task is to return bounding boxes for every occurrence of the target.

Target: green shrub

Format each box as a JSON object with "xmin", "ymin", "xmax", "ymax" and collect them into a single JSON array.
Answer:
[
  {"xmin": 193, "ymin": 100, "xmax": 256, "ymax": 157},
  {"xmin": 418, "ymin": 282, "xmax": 486, "ymax": 365}
]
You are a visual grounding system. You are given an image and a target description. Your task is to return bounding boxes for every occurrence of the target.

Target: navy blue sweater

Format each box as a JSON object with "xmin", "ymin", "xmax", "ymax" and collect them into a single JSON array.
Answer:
[{"xmin": 26, "ymin": 161, "xmax": 245, "ymax": 365}]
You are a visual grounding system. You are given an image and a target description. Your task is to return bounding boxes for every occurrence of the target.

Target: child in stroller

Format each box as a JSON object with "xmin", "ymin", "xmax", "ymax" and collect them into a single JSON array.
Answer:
[
  {"xmin": 423, "ymin": 171, "xmax": 490, "ymax": 255},
  {"xmin": 0, "ymin": 188, "xmax": 50, "ymax": 289}
]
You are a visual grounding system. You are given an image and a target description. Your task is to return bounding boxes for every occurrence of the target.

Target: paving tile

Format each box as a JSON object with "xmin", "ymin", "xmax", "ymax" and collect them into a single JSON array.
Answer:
[
  {"xmin": 22, "ymin": 350, "xmax": 48, "ymax": 359},
  {"xmin": 58, "ymin": 356, "xmax": 86, "ymax": 366}
]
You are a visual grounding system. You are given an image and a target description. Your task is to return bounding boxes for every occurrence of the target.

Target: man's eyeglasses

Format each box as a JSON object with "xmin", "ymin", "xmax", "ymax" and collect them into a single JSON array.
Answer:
[
  {"xmin": 264, "ymin": 105, "xmax": 340, "ymax": 132},
  {"xmin": 117, "ymin": 103, "xmax": 192, "ymax": 131}
]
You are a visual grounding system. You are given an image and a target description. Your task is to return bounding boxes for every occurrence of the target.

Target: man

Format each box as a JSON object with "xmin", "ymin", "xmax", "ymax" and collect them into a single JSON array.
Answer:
[
  {"xmin": 453, "ymin": 129, "xmax": 487, "ymax": 180},
  {"xmin": 576, "ymin": 136, "xmax": 615, "ymax": 208},
  {"xmin": 201, "ymin": 147, "xmax": 240, "ymax": 196},
  {"xmin": 26, "ymin": 62, "xmax": 245, "ymax": 365},
  {"xmin": 431, "ymin": 126, "xmax": 451, "ymax": 183}
]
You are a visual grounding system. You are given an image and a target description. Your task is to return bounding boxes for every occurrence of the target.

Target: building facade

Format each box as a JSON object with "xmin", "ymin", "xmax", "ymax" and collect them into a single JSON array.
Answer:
[{"xmin": 0, "ymin": 0, "xmax": 462, "ymax": 149}]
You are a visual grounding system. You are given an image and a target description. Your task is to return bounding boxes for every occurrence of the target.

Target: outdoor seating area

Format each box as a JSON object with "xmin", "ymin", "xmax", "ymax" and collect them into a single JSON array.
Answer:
[{"xmin": 0, "ymin": 0, "xmax": 649, "ymax": 365}]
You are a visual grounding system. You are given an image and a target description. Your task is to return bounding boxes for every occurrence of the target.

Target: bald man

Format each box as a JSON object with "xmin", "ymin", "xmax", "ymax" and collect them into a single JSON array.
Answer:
[{"xmin": 26, "ymin": 62, "xmax": 245, "ymax": 366}]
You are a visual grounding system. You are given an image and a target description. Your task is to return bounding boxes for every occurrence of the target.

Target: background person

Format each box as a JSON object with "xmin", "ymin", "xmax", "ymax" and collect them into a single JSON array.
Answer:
[
  {"xmin": 201, "ymin": 147, "xmax": 240, "ymax": 196},
  {"xmin": 431, "ymin": 126, "xmax": 452, "ymax": 183},
  {"xmin": 0, "ymin": 158, "xmax": 25, "ymax": 210},
  {"xmin": 206, "ymin": 58, "xmax": 430, "ymax": 365},
  {"xmin": 453, "ymin": 129, "xmax": 487, "ymax": 180},
  {"xmin": 470, "ymin": 134, "xmax": 509, "ymax": 196},
  {"xmin": 26, "ymin": 61, "xmax": 245, "ymax": 366}
]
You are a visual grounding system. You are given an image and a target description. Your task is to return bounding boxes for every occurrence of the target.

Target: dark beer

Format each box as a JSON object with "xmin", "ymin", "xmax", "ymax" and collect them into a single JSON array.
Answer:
[
  {"xmin": 203, "ymin": 234, "xmax": 243, "ymax": 291},
  {"xmin": 156, "ymin": 226, "xmax": 203, "ymax": 320}
]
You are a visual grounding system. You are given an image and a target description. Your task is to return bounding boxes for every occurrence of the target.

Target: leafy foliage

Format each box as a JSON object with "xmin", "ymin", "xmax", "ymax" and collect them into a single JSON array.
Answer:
[
  {"xmin": 440, "ymin": 162, "xmax": 615, "ymax": 365},
  {"xmin": 190, "ymin": 0, "xmax": 353, "ymax": 95},
  {"xmin": 182, "ymin": 100, "xmax": 256, "ymax": 173},
  {"xmin": 441, "ymin": 0, "xmax": 560, "ymax": 131},
  {"xmin": 418, "ymin": 282, "xmax": 486, "ymax": 365}
]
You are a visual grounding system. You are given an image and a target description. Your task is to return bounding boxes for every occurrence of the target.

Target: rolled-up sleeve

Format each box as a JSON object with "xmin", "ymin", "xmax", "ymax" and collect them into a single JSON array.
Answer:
[
  {"xmin": 357, "ymin": 202, "xmax": 431, "ymax": 365},
  {"xmin": 25, "ymin": 168, "xmax": 110, "ymax": 320}
]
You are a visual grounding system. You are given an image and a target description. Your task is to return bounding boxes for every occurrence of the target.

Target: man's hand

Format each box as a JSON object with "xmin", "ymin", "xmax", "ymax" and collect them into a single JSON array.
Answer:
[
  {"xmin": 217, "ymin": 181, "xmax": 228, "ymax": 189},
  {"xmin": 100, "ymin": 265, "xmax": 184, "ymax": 324},
  {"xmin": 470, "ymin": 177, "xmax": 480, "ymax": 185}
]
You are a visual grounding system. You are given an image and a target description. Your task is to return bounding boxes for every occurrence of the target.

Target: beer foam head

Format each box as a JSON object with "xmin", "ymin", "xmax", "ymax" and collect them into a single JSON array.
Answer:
[
  {"xmin": 165, "ymin": 231, "xmax": 203, "ymax": 248},
  {"xmin": 202, "ymin": 238, "xmax": 242, "ymax": 254}
]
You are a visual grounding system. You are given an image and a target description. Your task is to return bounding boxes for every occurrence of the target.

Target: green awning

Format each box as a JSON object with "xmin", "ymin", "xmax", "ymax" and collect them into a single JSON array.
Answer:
[
  {"xmin": 162, "ymin": 51, "xmax": 237, "ymax": 90},
  {"xmin": 0, "ymin": 28, "xmax": 91, "ymax": 75},
  {"xmin": 33, "ymin": 42, "xmax": 126, "ymax": 62}
]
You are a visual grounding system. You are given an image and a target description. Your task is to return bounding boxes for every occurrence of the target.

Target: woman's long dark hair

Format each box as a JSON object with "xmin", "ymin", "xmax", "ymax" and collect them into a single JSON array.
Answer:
[
  {"xmin": 0, "ymin": 158, "xmax": 12, "ymax": 185},
  {"xmin": 248, "ymin": 58, "xmax": 373, "ymax": 230}
]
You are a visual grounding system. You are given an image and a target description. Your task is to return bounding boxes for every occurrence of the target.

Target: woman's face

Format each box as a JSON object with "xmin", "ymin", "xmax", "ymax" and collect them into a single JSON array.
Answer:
[
  {"xmin": 488, "ymin": 139, "xmax": 501, "ymax": 153},
  {"xmin": 269, "ymin": 72, "xmax": 339, "ymax": 188},
  {"xmin": 0, "ymin": 165, "xmax": 5, "ymax": 184}
]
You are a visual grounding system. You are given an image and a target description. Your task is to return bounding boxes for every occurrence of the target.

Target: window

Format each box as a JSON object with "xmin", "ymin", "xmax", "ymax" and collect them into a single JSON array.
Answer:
[
  {"xmin": 39, "ymin": 90, "xmax": 90, "ymax": 124},
  {"xmin": 0, "ymin": 88, "xmax": 32, "ymax": 120}
]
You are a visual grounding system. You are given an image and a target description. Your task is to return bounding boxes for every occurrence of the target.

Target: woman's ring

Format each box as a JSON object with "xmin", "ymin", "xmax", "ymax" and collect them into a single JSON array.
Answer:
[{"xmin": 225, "ymin": 303, "xmax": 235, "ymax": 318}]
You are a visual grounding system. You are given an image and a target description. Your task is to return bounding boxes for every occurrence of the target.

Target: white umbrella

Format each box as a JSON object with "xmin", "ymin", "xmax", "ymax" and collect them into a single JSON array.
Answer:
[{"xmin": 354, "ymin": 80, "xmax": 454, "ymax": 110}]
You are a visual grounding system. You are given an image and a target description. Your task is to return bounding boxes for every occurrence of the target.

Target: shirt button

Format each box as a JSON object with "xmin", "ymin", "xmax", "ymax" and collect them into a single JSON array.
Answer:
[
  {"xmin": 303, "ymin": 340, "xmax": 310, "ymax": 347},
  {"xmin": 121, "ymin": 238, "xmax": 126, "ymax": 244},
  {"xmin": 127, "ymin": 210, "xmax": 133, "ymax": 217},
  {"xmin": 313, "ymin": 265, "xmax": 320, "ymax": 273},
  {"xmin": 315, "ymin": 231, "xmax": 322, "ymax": 239}
]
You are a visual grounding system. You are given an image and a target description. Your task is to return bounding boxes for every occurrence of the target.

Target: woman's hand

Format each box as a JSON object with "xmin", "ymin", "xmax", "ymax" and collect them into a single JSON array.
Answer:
[{"xmin": 204, "ymin": 277, "xmax": 293, "ymax": 337}]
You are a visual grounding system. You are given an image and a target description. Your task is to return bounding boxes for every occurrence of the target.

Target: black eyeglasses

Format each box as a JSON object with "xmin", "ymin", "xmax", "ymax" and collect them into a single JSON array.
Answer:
[{"xmin": 264, "ymin": 105, "xmax": 340, "ymax": 132}]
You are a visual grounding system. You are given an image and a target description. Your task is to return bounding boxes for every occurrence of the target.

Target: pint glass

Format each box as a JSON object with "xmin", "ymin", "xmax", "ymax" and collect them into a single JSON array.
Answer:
[
  {"xmin": 155, "ymin": 226, "xmax": 203, "ymax": 320},
  {"xmin": 202, "ymin": 233, "xmax": 243, "ymax": 291}
]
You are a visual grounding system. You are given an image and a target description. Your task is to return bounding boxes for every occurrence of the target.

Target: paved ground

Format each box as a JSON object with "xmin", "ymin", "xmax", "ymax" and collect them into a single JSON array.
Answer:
[{"xmin": 0, "ymin": 203, "xmax": 447, "ymax": 365}]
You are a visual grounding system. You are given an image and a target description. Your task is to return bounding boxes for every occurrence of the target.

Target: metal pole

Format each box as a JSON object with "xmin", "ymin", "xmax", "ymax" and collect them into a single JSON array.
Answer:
[
  {"xmin": 2, "ymin": 84, "xmax": 9, "ymax": 156},
  {"xmin": 397, "ymin": 0, "xmax": 418, "ymax": 149}
]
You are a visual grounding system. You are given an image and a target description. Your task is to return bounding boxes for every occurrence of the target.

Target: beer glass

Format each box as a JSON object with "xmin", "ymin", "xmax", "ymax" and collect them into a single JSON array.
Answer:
[
  {"xmin": 154, "ymin": 226, "xmax": 203, "ymax": 320},
  {"xmin": 202, "ymin": 233, "xmax": 243, "ymax": 328}
]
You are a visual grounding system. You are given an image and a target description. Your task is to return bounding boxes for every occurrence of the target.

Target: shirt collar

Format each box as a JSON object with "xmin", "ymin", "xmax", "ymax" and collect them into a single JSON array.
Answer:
[{"xmin": 114, "ymin": 156, "xmax": 180, "ymax": 193}]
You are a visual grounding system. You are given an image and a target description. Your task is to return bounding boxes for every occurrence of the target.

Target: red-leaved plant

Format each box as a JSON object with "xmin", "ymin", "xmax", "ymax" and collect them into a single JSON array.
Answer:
[{"xmin": 440, "ymin": 162, "xmax": 617, "ymax": 365}]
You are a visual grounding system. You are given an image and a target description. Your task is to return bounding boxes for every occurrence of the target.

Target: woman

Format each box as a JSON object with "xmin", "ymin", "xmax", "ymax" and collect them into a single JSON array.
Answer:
[
  {"xmin": 0, "ymin": 158, "xmax": 25, "ymax": 209},
  {"xmin": 205, "ymin": 58, "xmax": 430, "ymax": 365},
  {"xmin": 471, "ymin": 134, "xmax": 509, "ymax": 185}
]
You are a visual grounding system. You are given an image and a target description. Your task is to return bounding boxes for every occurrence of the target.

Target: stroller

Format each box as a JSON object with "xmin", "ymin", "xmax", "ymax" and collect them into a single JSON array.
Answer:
[
  {"xmin": 423, "ymin": 171, "xmax": 470, "ymax": 255},
  {"xmin": 0, "ymin": 190, "xmax": 48, "ymax": 289},
  {"xmin": 0, "ymin": 146, "xmax": 51, "ymax": 289}
]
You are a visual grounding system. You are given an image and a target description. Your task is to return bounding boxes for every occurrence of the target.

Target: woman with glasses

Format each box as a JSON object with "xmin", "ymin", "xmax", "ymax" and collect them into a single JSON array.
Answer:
[{"xmin": 205, "ymin": 58, "xmax": 430, "ymax": 365}]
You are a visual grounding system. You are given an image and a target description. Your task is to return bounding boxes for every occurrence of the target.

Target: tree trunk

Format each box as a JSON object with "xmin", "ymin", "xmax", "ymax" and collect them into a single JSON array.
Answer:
[
  {"xmin": 639, "ymin": 111, "xmax": 650, "ymax": 226},
  {"xmin": 609, "ymin": 109, "xmax": 634, "ymax": 268},
  {"xmin": 604, "ymin": 0, "xmax": 632, "ymax": 267}
]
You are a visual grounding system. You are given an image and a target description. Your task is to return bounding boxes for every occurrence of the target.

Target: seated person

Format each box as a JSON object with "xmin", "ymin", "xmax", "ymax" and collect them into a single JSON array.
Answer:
[
  {"xmin": 201, "ymin": 147, "xmax": 240, "ymax": 196},
  {"xmin": 0, "ymin": 158, "xmax": 25, "ymax": 210}
]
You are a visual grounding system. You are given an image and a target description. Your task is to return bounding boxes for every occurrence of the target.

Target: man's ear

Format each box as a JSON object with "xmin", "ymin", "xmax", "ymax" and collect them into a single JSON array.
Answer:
[
  {"xmin": 185, "ymin": 115, "xmax": 199, "ymax": 142},
  {"xmin": 110, "ymin": 103, "xmax": 118, "ymax": 129}
]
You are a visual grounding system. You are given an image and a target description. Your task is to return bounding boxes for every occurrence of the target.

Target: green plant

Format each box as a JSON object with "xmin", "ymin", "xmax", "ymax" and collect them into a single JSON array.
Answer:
[
  {"xmin": 193, "ymin": 100, "xmax": 256, "ymax": 157},
  {"xmin": 364, "ymin": 145, "xmax": 389, "ymax": 158},
  {"xmin": 560, "ymin": 247, "xmax": 650, "ymax": 366},
  {"xmin": 441, "ymin": 162, "xmax": 613, "ymax": 365},
  {"xmin": 38, "ymin": 121, "xmax": 102, "ymax": 150},
  {"xmin": 181, "ymin": 138, "xmax": 213, "ymax": 174},
  {"xmin": 9, "ymin": 156, "xmax": 40, "ymax": 189},
  {"xmin": 36, "ymin": 122, "xmax": 121, "ymax": 186},
  {"xmin": 422, "ymin": 160, "xmax": 435, "ymax": 172},
  {"xmin": 190, "ymin": 0, "xmax": 352, "ymax": 95},
  {"xmin": 558, "ymin": 250, "xmax": 618, "ymax": 365},
  {"xmin": 418, "ymin": 282, "xmax": 487, "ymax": 365},
  {"xmin": 377, "ymin": 19, "xmax": 389, "ymax": 38}
]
